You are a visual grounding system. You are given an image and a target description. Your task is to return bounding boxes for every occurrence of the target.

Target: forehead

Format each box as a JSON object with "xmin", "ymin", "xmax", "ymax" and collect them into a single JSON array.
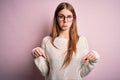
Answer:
[{"xmin": 58, "ymin": 9, "xmax": 73, "ymax": 15}]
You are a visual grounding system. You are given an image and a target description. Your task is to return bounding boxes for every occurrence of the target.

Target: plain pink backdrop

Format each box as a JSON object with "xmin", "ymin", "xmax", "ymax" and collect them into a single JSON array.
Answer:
[{"xmin": 0, "ymin": 0, "xmax": 120, "ymax": 80}]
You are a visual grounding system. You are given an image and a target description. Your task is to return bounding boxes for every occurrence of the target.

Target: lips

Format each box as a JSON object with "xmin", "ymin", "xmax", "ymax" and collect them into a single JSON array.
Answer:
[
  {"xmin": 63, "ymin": 25, "xmax": 68, "ymax": 27},
  {"xmin": 63, "ymin": 24, "xmax": 68, "ymax": 27}
]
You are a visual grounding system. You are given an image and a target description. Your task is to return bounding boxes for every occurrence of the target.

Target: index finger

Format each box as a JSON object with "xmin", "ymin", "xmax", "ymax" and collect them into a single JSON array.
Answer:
[{"xmin": 39, "ymin": 48, "xmax": 47, "ymax": 58}]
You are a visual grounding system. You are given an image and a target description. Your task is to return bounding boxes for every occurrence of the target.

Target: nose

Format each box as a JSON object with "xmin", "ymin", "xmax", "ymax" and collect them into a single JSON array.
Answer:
[{"xmin": 64, "ymin": 17, "xmax": 67, "ymax": 23}]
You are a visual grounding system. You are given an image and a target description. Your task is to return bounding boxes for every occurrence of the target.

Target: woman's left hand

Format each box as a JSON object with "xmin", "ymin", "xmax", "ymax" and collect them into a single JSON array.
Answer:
[{"xmin": 82, "ymin": 51, "xmax": 96, "ymax": 62}]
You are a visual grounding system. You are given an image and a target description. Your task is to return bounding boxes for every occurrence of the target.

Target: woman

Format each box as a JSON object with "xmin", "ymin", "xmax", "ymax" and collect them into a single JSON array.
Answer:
[{"xmin": 32, "ymin": 2, "xmax": 100, "ymax": 80}]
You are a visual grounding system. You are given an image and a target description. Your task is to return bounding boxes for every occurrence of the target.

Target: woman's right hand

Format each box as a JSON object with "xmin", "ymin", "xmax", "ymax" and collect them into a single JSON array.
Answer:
[{"xmin": 33, "ymin": 47, "xmax": 46, "ymax": 58}]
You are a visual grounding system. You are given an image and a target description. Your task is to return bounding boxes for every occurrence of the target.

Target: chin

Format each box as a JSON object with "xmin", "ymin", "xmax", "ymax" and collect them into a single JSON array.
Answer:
[{"xmin": 61, "ymin": 27, "xmax": 70, "ymax": 31}]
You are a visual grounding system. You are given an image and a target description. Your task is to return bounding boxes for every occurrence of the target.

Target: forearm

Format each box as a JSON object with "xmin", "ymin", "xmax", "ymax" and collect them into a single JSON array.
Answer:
[
  {"xmin": 32, "ymin": 47, "xmax": 49, "ymax": 77},
  {"xmin": 80, "ymin": 50, "xmax": 100, "ymax": 77},
  {"xmin": 34, "ymin": 56, "xmax": 49, "ymax": 77}
]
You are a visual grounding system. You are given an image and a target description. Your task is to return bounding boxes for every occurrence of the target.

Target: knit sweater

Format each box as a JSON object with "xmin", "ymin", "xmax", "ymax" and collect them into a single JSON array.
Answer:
[{"xmin": 32, "ymin": 36, "xmax": 99, "ymax": 80}]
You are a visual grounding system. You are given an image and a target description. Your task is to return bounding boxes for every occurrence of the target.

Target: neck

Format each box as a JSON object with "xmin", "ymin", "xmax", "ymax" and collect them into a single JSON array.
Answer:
[{"xmin": 59, "ymin": 30, "xmax": 69, "ymax": 39}]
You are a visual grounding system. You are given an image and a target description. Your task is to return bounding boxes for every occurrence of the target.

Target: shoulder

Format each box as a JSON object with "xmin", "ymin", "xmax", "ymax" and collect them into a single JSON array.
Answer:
[
  {"xmin": 77, "ymin": 35, "xmax": 88, "ymax": 47},
  {"xmin": 78, "ymin": 35, "xmax": 88, "ymax": 43},
  {"xmin": 42, "ymin": 36, "xmax": 52, "ymax": 43},
  {"xmin": 43, "ymin": 36, "xmax": 52, "ymax": 41}
]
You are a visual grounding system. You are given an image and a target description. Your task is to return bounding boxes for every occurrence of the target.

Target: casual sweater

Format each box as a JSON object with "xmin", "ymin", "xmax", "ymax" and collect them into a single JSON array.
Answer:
[{"xmin": 32, "ymin": 36, "xmax": 100, "ymax": 80}]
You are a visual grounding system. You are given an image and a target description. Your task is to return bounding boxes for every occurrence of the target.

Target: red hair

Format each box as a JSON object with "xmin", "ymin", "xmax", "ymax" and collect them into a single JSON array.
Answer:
[{"xmin": 50, "ymin": 2, "xmax": 79, "ymax": 68}]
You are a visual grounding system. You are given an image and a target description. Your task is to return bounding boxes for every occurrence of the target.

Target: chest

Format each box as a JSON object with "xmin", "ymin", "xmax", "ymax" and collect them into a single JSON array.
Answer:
[{"xmin": 44, "ymin": 38, "xmax": 86, "ymax": 67}]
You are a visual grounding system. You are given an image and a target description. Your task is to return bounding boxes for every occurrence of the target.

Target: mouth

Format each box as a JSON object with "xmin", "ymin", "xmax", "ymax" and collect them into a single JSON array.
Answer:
[
  {"xmin": 63, "ymin": 24, "xmax": 68, "ymax": 27},
  {"xmin": 63, "ymin": 25, "xmax": 68, "ymax": 27}
]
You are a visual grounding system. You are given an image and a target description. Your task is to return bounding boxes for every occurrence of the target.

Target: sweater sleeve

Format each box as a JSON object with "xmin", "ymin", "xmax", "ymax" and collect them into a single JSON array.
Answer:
[
  {"xmin": 32, "ymin": 36, "xmax": 50, "ymax": 77},
  {"xmin": 80, "ymin": 36, "xmax": 100, "ymax": 78}
]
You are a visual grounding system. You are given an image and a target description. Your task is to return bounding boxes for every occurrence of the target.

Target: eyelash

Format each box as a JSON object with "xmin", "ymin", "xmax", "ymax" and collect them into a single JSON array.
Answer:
[{"xmin": 58, "ymin": 15, "xmax": 73, "ymax": 18}]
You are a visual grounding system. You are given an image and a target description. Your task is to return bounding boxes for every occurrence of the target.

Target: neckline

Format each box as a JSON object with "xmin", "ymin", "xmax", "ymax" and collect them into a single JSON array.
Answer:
[{"xmin": 56, "ymin": 37, "xmax": 69, "ymax": 41}]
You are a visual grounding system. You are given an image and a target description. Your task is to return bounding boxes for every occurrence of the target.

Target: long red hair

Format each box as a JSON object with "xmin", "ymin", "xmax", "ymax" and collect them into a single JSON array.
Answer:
[{"xmin": 50, "ymin": 2, "xmax": 79, "ymax": 68}]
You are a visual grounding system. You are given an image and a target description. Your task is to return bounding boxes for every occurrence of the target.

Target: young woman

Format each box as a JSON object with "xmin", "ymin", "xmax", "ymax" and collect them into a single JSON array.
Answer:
[{"xmin": 32, "ymin": 2, "xmax": 100, "ymax": 80}]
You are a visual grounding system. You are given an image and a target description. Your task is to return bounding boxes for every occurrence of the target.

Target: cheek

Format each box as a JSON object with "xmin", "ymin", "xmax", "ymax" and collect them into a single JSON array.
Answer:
[
  {"xmin": 69, "ymin": 22, "xmax": 73, "ymax": 26},
  {"xmin": 58, "ymin": 21, "xmax": 63, "ymax": 27},
  {"xmin": 66, "ymin": 22, "xmax": 73, "ymax": 28}
]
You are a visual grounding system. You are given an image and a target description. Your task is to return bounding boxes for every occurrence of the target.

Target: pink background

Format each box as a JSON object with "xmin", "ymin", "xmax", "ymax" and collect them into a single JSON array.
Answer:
[{"xmin": 0, "ymin": 0, "xmax": 120, "ymax": 80}]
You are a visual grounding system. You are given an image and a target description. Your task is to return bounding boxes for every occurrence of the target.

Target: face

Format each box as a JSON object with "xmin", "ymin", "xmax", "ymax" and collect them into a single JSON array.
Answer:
[{"xmin": 57, "ymin": 9, "xmax": 73, "ymax": 31}]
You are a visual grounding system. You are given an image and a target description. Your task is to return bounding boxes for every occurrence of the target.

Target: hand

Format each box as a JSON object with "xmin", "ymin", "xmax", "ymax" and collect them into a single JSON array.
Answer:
[
  {"xmin": 33, "ymin": 47, "xmax": 46, "ymax": 58},
  {"xmin": 82, "ymin": 51, "xmax": 96, "ymax": 62}
]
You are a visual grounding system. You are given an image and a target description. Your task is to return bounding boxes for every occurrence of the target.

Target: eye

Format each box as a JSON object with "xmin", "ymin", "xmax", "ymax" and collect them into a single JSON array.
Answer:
[
  {"xmin": 67, "ymin": 15, "xmax": 73, "ymax": 18},
  {"xmin": 58, "ymin": 15, "xmax": 64, "ymax": 19}
]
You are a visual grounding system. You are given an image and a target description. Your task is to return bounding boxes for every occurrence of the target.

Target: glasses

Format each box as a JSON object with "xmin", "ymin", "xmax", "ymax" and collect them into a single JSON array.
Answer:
[{"xmin": 57, "ymin": 15, "xmax": 73, "ymax": 22}]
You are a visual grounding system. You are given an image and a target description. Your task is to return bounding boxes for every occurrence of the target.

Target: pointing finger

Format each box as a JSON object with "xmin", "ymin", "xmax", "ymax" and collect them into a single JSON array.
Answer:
[{"xmin": 38, "ymin": 48, "xmax": 46, "ymax": 58}]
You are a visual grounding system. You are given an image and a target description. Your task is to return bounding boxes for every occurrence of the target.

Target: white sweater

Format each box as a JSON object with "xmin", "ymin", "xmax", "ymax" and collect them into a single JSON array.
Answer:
[{"xmin": 32, "ymin": 36, "xmax": 99, "ymax": 80}]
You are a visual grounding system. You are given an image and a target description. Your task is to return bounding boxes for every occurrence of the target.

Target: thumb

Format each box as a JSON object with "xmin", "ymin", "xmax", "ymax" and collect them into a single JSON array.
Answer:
[{"xmin": 82, "ymin": 55, "xmax": 88, "ymax": 61}]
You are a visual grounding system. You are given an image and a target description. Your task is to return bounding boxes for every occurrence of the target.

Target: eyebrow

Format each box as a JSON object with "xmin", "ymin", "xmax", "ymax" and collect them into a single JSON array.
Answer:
[{"xmin": 58, "ymin": 14, "xmax": 73, "ymax": 16}]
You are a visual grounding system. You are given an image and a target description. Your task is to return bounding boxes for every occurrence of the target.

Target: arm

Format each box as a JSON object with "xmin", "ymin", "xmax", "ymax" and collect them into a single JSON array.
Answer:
[
  {"xmin": 32, "ymin": 37, "xmax": 49, "ymax": 77},
  {"xmin": 34, "ymin": 56, "xmax": 49, "ymax": 77},
  {"xmin": 80, "ymin": 37, "xmax": 100, "ymax": 78}
]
